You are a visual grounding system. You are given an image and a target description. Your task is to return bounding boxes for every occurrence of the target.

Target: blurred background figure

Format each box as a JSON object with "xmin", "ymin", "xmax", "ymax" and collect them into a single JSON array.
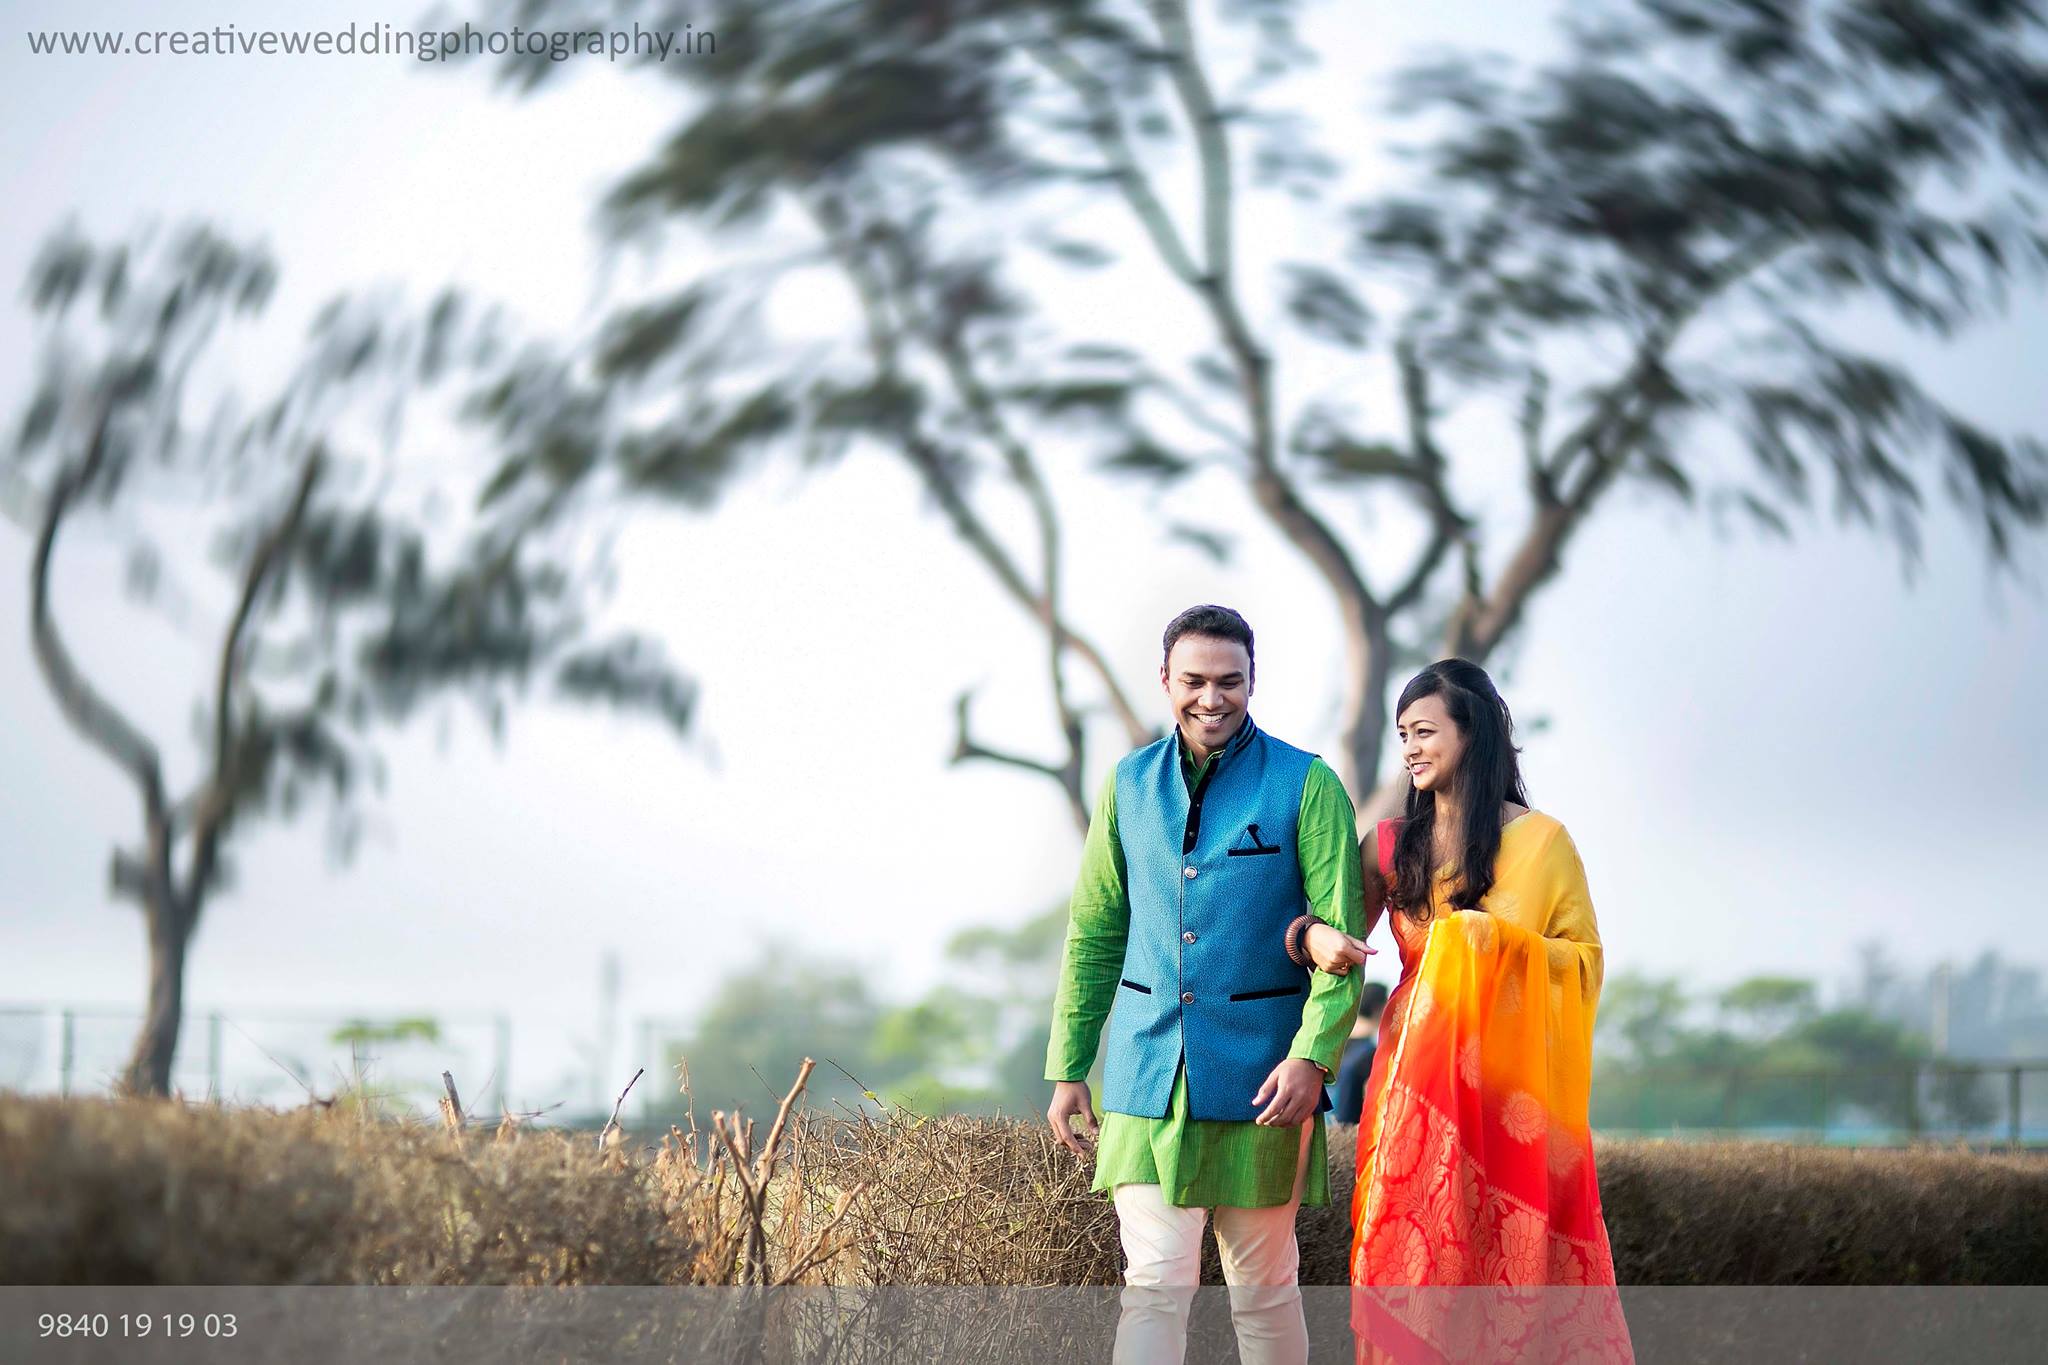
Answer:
[{"xmin": 1332, "ymin": 982, "xmax": 1388, "ymax": 1125}]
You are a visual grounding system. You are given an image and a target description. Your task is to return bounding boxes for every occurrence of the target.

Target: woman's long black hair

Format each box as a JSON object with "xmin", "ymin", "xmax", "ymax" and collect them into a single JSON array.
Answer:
[{"xmin": 1388, "ymin": 659, "xmax": 1528, "ymax": 921}]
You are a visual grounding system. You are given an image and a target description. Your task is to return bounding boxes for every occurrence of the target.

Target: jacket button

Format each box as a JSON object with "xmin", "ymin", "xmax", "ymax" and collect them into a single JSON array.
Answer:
[
  {"xmin": 1183, "ymin": 866, "xmax": 1198, "ymax": 880},
  {"xmin": 1183, "ymin": 931, "xmax": 1197, "ymax": 944},
  {"xmin": 1180, "ymin": 991, "xmax": 1195, "ymax": 1004}
]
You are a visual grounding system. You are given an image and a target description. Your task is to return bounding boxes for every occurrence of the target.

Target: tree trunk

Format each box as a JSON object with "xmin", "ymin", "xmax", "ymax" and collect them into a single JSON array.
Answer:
[
  {"xmin": 121, "ymin": 889, "xmax": 189, "ymax": 1097},
  {"xmin": 1342, "ymin": 610, "xmax": 1393, "ymax": 811}
]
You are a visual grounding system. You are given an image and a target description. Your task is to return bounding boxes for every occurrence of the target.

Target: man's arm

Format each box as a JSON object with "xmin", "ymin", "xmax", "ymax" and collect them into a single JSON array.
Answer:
[
  {"xmin": 1286, "ymin": 758, "xmax": 1365, "ymax": 1077},
  {"xmin": 1044, "ymin": 769, "xmax": 1130, "ymax": 1083}
]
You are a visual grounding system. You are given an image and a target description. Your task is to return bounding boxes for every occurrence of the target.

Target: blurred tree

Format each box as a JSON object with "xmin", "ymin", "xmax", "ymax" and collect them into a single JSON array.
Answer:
[
  {"xmin": 1592, "ymin": 968, "xmax": 1956, "ymax": 1131},
  {"xmin": 655, "ymin": 953, "xmax": 904, "ymax": 1118},
  {"xmin": 1718, "ymin": 975, "xmax": 1820, "ymax": 1038},
  {"xmin": 920, "ymin": 904, "xmax": 1070, "ymax": 1111},
  {"xmin": 1595, "ymin": 970, "xmax": 1692, "ymax": 1065},
  {"xmin": 3, "ymin": 224, "xmax": 697, "ymax": 1097},
  {"xmin": 330, "ymin": 1016, "xmax": 444, "ymax": 1048},
  {"xmin": 440, "ymin": 0, "xmax": 2047, "ymax": 822},
  {"xmin": 655, "ymin": 905, "xmax": 1071, "ymax": 1119}
]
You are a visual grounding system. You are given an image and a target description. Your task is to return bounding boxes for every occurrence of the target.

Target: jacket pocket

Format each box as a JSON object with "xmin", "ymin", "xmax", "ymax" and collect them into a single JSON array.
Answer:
[
  {"xmin": 1226, "ymin": 845, "xmax": 1283, "ymax": 858},
  {"xmin": 1227, "ymin": 984, "xmax": 1305, "ymax": 1002},
  {"xmin": 1119, "ymin": 979, "xmax": 1153, "ymax": 994}
]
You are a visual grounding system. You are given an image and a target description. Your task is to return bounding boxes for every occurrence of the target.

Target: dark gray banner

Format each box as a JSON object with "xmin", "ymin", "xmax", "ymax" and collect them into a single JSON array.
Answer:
[{"xmin": 5, "ymin": 1287, "xmax": 2048, "ymax": 1363}]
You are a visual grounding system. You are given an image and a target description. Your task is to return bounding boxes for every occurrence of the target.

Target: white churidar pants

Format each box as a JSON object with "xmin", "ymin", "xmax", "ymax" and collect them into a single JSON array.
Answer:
[{"xmin": 1109, "ymin": 1119, "xmax": 1312, "ymax": 1365}]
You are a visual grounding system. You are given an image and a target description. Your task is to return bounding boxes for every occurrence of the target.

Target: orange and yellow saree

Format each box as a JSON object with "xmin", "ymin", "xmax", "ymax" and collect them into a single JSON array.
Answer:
[{"xmin": 1350, "ymin": 812, "xmax": 1632, "ymax": 1364}]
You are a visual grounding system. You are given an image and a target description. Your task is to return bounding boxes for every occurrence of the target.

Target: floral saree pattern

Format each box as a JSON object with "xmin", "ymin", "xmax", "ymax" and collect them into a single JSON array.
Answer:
[{"xmin": 1351, "ymin": 814, "xmax": 1633, "ymax": 1364}]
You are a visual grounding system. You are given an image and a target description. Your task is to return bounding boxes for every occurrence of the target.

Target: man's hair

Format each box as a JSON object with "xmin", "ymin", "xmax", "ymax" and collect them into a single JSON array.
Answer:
[
  {"xmin": 1161, "ymin": 604, "xmax": 1255, "ymax": 681},
  {"xmin": 1359, "ymin": 981, "xmax": 1390, "ymax": 1021}
]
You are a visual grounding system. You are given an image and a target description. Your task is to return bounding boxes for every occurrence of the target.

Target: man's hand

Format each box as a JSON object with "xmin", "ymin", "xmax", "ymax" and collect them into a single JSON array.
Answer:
[
  {"xmin": 1251, "ymin": 1057, "xmax": 1326, "ymax": 1127},
  {"xmin": 1047, "ymin": 1080, "xmax": 1098, "ymax": 1155}
]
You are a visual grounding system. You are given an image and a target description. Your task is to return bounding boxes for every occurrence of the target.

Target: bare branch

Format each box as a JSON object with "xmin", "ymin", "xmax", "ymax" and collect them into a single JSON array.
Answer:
[
  {"xmin": 440, "ymin": 1070, "xmax": 466, "ymax": 1136},
  {"xmin": 1139, "ymin": 0, "xmax": 1389, "ymax": 795},
  {"xmin": 1028, "ymin": 4, "xmax": 1389, "ymax": 791},
  {"xmin": 1139, "ymin": 363, "xmax": 1251, "ymax": 453},
  {"xmin": 754, "ymin": 1056, "xmax": 815, "ymax": 1185},
  {"xmin": 108, "ymin": 847, "xmax": 151, "ymax": 906},
  {"xmin": 1449, "ymin": 237, "xmax": 1793, "ymax": 662},
  {"xmin": 595, "ymin": 1066, "xmax": 642, "ymax": 1153},
  {"xmin": 1022, "ymin": 33, "xmax": 1205, "ymax": 289},
  {"xmin": 1520, "ymin": 365, "xmax": 1555, "ymax": 506},
  {"xmin": 182, "ymin": 445, "xmax": 326, "ymax": 910},
  {"xmin": 1147, "ymin": 0, "xmax": 1232, "ymax": 285},
  {"xmin": 805, "ymin": 194, "xmax": 1111, "ymax": 824},
  {"xmin": 1386, "ymin": 337, "xmax": 1473, "ymax": 616},
  {"xmin": 870, "ymin": 226, "xmax": 1148, "ymax": 749},
  {"xmin": 30, "ymin": 401, "xmax": 170, "ymax": 836},
  {"xmin": 951, "ymin": 692, "xmax": 1086, "ymax": 830}
]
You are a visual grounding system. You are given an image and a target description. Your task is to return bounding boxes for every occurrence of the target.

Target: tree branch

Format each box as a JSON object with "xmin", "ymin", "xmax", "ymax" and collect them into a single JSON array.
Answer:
[
  {"xmin": 870, "ymin": 225, "xmax": 1148, "ymax": 750},
  {"xmin": 808, "ymin": 194, "xmax": 1098, "ymax": 826},
  {"xmin": 1519, "ymin": 364, "xmax": 1555, "ymax": 506},
  {"xmin": 30, "ymin": 401, "xmax": 171, "ymax": 843},
  {"xmin": 951, "ymin": 692, "xmax": 1086, "ymax": 830},
  {"xmin": 1148, "ymin": 0, "xmax": 1233, "ymax": 284},
  {"xmin": 1386, "ymin": 337, "xmax": 1473, "ymax": 616},
  {"xmin": 108, "ymin": 846, "xmax": 151, "ymax": 907},
  {"xmin": 1137, "ymin": 0, "xmax": 1390, "ymax": 796},
  {"xmin": 1022, "ymin": 33, "xmax": 1206, "ymax": 289},
  {"xmin": 1447, "ymin": 237, "xmax": 1793, "ymax": 662},
  {"xmin": 182, "ymin": 445, "xmax": 326, "ymax": 910},
  {"xmin": 1139, "ymin": 363, "xmax": 1251, "ymax": 453}
]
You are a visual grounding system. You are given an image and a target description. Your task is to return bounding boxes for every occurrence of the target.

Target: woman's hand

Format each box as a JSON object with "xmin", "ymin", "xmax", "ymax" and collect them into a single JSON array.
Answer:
[{"xmin": 1306, "ymin": 922, "xmax": 1375, "ymax": 974}]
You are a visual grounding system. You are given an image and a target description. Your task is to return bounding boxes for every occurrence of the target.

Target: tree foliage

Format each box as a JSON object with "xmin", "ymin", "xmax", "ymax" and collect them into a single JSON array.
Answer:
[
  {"xmin": 1594, "ymin": 959, "xmax": 2014, "ymax": 1133},
  {"xmin": 654, "ymin": 905, "xmax": 1070, "ymax": 1120},
  {"xmin": 438, "ymin": 0, "xmax": 2048, "ymax": 823}
]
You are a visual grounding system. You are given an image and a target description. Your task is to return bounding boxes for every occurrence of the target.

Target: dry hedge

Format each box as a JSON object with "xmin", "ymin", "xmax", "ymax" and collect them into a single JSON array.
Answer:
[
  {"xmin": 5, "ymin": 1093, "xmax": 2045, "ymax": 1286},
  {"xmin": 1593, "ymin": 1137, "xmax": 2048, "ymax": 1284},
  {"xmin": 0, "ymin": 1093, "xmax": 739, "ymax": 1285},
  {"xmin": 786, "ymin": 1107, "xmax": 1119, "ymax": 1285}
]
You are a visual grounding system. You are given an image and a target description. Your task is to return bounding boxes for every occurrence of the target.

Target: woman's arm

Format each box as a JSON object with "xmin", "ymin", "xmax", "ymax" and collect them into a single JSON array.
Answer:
[{"xmin": 1360, "ymin": 820, "xmax": 1387, "ymax": 941}]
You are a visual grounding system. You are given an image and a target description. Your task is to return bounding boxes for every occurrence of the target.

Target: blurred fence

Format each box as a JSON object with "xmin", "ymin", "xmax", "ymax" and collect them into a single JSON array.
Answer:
[
  {"xmin": 1592, "ymin": 1059, "xmax": 2048, "ymax": 1146},
  {"xmin": 0, "ymin": 1003, "xmax": 510, "ymax": 1117}
]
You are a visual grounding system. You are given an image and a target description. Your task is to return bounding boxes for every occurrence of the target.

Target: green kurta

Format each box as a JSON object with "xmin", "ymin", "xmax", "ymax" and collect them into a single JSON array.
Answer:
[{"xmin": 1045, "ymin": 729, "xmax": 1364, "ymax": 1208}]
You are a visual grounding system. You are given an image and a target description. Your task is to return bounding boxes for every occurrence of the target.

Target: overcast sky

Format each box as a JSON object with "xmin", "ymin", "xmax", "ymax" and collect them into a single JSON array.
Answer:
[{"xmin": 3, "ymin": 1, "xmax": 2043, "ymax": 1116}]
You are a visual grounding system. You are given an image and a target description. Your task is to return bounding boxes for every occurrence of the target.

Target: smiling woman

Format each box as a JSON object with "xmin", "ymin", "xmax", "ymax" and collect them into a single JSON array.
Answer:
[{"xmin": 1304, "ymin": 659, "xmax": 1632, "ymax": 1364}]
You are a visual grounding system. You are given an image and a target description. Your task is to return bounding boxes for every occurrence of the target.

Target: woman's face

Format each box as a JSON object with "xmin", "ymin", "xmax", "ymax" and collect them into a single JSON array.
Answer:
[{"xmin": 1396, "ymin": 693, "xmax": 1464, "ymax": 795}]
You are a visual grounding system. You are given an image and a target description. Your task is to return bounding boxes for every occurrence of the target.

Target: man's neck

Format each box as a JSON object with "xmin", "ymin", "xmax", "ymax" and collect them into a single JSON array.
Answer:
[{"xmin": 1180, "ymin": 717, "xmax": 1247, "ymax": 764}]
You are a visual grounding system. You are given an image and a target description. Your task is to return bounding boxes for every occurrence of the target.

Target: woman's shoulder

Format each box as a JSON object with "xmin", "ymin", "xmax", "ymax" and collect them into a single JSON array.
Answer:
[
  {"xmin": 1505, "ymin": 807, "xmax": 1573, "ymax": 853},
  {"xmin": 1504, "ymin": 809, "xmax": 1593, "ymax": 883},
  {"xmin": 1360, "ymin": 814, "xmax": 1404, "ymax": 877}
]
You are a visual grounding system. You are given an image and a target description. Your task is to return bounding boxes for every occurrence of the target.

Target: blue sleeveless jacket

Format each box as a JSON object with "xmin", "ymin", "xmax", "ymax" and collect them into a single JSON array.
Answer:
[{"xmin": 1100, "ymin": 716, "xmax": 1328, "ymax": 1122}]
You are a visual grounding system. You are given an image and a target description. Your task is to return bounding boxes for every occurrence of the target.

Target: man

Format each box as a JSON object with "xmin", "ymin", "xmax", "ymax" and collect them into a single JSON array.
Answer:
[
  {"xmin": 1045, "ymin": 604, "xmax": 1364, "ymax": 1365},
  {"xmin": 1332, "ymin": 981, "xmax": 1389, "ymax": 1125}
]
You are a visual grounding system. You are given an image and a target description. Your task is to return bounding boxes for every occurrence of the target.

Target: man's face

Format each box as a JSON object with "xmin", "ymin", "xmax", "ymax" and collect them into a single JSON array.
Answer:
[{"xmin": 1161, "ymin": 634, "xmax": 1252, "ymax": 760}]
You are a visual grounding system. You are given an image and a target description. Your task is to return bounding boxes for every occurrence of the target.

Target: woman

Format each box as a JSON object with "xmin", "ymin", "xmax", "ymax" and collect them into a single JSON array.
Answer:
[{"xmin": 1293, "ymin": 660, "xmax": 1632, "ymax": 1364}]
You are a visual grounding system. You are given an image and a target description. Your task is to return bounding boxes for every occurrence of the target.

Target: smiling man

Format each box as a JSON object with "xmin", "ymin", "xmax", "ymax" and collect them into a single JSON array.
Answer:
[{"xmin": 1045, "ymin": 604, "xmax": 1365, "ymax": 1365}]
